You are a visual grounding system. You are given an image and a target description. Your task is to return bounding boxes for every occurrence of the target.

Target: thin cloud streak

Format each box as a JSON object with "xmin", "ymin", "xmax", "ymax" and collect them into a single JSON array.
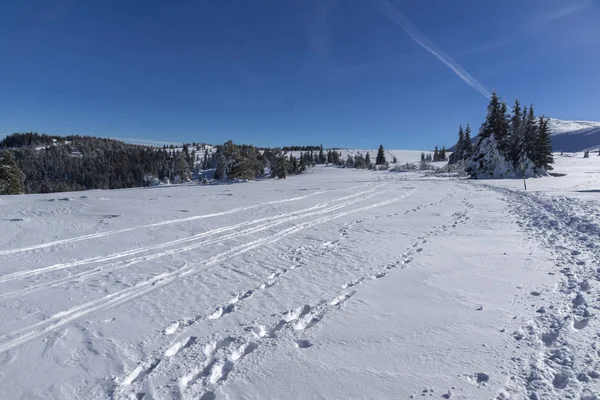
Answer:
[
  {"xmin": 376, "ymin": 0, "xmax": 491, "ymax": 100},
  {"xmin": 545, "ymin": 0, "xmax": 594, "ymax": 21}
]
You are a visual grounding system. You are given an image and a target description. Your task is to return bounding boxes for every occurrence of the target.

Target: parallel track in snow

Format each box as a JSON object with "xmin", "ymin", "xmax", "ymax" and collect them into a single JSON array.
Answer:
[
  {"xmin": 0, "ymin": 186, "xmax": 370, "ymax": 257},
  {"xmin": 0, "ymin": 183, "xmax": 384, "ymax": 288},
  {"xmin": 0, "ymin": 186, "xmax": 415, "ymax": 354}
]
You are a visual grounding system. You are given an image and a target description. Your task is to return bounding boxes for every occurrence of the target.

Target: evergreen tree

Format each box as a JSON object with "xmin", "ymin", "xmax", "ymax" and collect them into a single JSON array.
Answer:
[
  {"xmin": 318, "ymin": 145, "xmax": 326, "ymax": 164},
  {"xmin": 346, "ymin": 154, "xmax": 354, "ymax": 168},
  {"xmin": 353, "ymin": 153, "xmax": 367, "ymax": 169},
  {"xmin": 466, "ymin": 134, "xmax": 515, "ymax": 179},
  {"xmin": 332, "ymin": 151, "xmax": 340, "ymax": 165},
  {"xmin": 288, "ymin": 154, "xmax": 298, "ymax": 174},
  {"xmin": 584, "ymin": 150, "xmax": 590, "ymax": 158},
  {"xmin": 480, "ymin": 91, "xmax": 501, "ymax": 139},
  {"xmin": 375, "ymin": 145, "xmax": 386, "ymax": 165},
  {"xmin": 457, "ymin": 125, "xmax": 465, "ymax": 153},
  {"xmin": 433, "ymin": 146, "xmax": 439, "ymax": 162},
  {"xmin": 464, "ymin": 124, "xmax": 473, "ymax": 155},
  {"xmin": 174, "ymin": 152, "xmax": 191, "ymax": 183},
  {"xmin": 299, "ymin": 153, "xmax": 307, "ymax": 172},
  {"xmin": 535, "ymin": 116, "xmax": 553, "ymax": 170},
  {"xmin": 421, "ymin": 152, "xmax": 425, "ymax": 162},
  {"xmin": 270, "ymin": 152, "xmax": 288, "ymax": 178},
  {"xmin": 523, "ymin": 105, "xmax": 538, "ymax": 162},
  {"xmin": 497, "ymin": 101, "xmax": 510, "ymax": 154},
  {"xmin": 392, "ymin": 156, "xmax": 398, "ymax": 164},
  {"xmin": 440, "ymin": 146, "xmax": 447, "ymax": 161},
  {"xmin": 201, "ymin": 149, "xmax": 210, "ymax": 169},
  {"xmin": 365, "ymin": 152, "xmax": 371, "ymax": 167},
  {"xmin": 0, "ymin": 151, "xmax": 24, "ymax": 194},
  {"xmin": 327, "ymin": 150, "xmax": 333, "ymax": 164},
  {"xmin": 510, "ymin": 99, "xmax": 523, "ymax": 163}
]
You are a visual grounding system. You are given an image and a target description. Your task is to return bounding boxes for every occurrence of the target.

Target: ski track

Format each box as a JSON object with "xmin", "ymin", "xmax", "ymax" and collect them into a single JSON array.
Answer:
[
  {"xmin": 0, "ymin": 183, "xmax": 389, "ymax": 295},
  {"xmin": 0, "ymin": 184, "xmax": 373, "ymax": 257},
  {"xmin": 0, "ymin": 186, "xmax": 416, "ymax": 355},
  {"xmin": 115, "ymin": 198, "xmax": 472, "ymax": 400},
  {"xmin": 487, "ymin": 185, "xmax": 600, "ymax": 400}
]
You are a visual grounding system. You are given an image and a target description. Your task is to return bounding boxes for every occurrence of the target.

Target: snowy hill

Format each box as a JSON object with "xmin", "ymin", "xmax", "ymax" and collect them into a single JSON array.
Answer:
[{"xmin": 547, "ymin": 118, "xmax": 600, "ymax": 152}]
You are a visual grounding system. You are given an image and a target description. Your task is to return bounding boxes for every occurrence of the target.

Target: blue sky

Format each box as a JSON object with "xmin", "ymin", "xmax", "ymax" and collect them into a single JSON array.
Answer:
[{"xmin": 1, "ymin": 0, "xmax": 599, "ymax": 149}]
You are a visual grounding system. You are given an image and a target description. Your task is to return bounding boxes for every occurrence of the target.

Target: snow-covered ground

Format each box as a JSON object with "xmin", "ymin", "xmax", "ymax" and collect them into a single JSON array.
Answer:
[{"xmin": 1, "ymin": 154, "xmax": 600, "ymax": 400}]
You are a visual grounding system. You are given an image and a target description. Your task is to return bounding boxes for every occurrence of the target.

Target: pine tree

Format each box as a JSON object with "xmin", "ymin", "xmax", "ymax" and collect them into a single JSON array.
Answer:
[
  {"xmin": 584, "ymin": 150, "xmax": 590, "ymax": 158},
  {"xmin": 440, "ymin": 146, "xmax": 447, "ymax": 161},
  {"xmin": 464, "ymin": 124, "xmax": 473, "ymax": 155},
  {"xmin": 271, "ymin": 152, "xmax": 288, "ymax": 178},
  {"xmin": 332, "ymin": 151, "xmax": 340, "ymax": 165},
  {"xmin": 421, "ymin": 152, "xmax": 425, "ymax": 162},
  {"xmin": 497, "ymin": 101, "xmax": 510, "ymax": 152},
  {"xmin": 299, "ymin": 153, "xmax": 307, "ymax": 172},
  {"xmin": 318, "ymin": 145, "xmax": 326, "ymax": 164},
  {"xmin": 0, "ymin": 151, "xmax": 25, "ymax": 194},
  {"xmin": 375, "ymin": 145, "xmax": 386, "ymax": 165},
  {"xmin": 354, "ymin": 153, "xmax": 367, "ymax": 169},
  {"xmin": 346, "ymin": 154, "xmax": 354, "ymax": 168},
  {"xmin": 289, "ymin": 154, "xmax": 298, "ymax": 174},
  {"xmin": 392, "ymin": 156, "xmax": 397, "ymax": 164},
  {"xmin": 535, "ymin": 116, "xmax": 554, "ymax": 171},
  {"xmin": 480, "ymin": 91, "xmax": 501, "ymax": 139},
  {"xmin": 327, "ymin": 150, "xmax": 333, "ymax": 164},
  {"xmin": 510, "ymin": 99, "xmax": 523, "ymax": 164},
  {"xmin": 523, "ymin": 105, "xmax": 538, "ymax": 163},
  {"xmin": 365, "ymin": 152, "xmax": 371, "ymax": 167},
  {"xmin": 433, "ymin": 146, "xmax": 439, "ymax": 162},
  {"xmin": 458, "ymin": 125, "xmax": 465, "ymax": 153}
]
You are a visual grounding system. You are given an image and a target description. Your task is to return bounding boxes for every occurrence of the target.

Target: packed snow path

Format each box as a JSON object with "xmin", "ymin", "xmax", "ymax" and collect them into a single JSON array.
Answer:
[{"xmin": 0, "ymin": 167, "xmax": 599, "ymax": 399}]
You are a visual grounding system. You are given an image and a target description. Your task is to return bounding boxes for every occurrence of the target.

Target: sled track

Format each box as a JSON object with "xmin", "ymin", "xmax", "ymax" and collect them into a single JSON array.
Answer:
[
  {"xmin": 0, "ymin": 184, "xmax": 375, "ymax": 257},
  {"xmin": 0, "ymin": 188, "xmax": 416, "ymax": 354},
  {"xmin": 0, "ymin": 183, "xmax": 386, "ymax": 287}
]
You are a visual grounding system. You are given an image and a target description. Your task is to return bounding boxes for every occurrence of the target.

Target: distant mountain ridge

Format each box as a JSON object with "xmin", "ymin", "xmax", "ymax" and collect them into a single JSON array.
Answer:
[
  {"xmin": 547, "ymin": 118, "xmax": 600, "ymax": 152},
  {"xmin": 449, "ymin": 118, "xmax": 600, "ymax": 153}
]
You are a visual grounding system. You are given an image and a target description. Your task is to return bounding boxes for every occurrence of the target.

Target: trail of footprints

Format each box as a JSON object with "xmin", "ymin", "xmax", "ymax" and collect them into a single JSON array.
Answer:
[
  {"xmin": 119, "ymin": 202, "xmax": 472, "ymax": 399},
  {"xmin": 494, "ymin": 189, "xmax": 600, "ymax": 399}
]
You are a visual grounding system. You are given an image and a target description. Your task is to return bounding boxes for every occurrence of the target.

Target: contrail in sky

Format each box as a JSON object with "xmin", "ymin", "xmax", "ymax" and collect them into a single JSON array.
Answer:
[{"xmin": 376, "ymin": 0, "xmax": 492, "ymax": 100}]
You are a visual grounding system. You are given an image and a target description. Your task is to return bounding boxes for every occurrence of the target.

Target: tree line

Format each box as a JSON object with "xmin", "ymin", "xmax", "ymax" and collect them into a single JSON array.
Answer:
[{"xmin": 449, "ymin": 92, "xmax": 553, "ymax": 178}]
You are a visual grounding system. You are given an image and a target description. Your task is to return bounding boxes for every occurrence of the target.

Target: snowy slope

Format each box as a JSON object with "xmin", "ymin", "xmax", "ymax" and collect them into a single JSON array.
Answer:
[
  {"xmin": 547, "ymin": 118, "xmax": 600, "ymax": 152},
  {"xmin": 1, "ymin": 158, "xmax": 599, "ymax": 399}
]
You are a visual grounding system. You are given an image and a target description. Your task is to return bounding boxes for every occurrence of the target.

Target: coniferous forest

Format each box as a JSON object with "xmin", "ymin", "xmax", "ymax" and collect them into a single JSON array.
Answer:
[
  {"xmin": 449, "ymin": 92, "xmax": 554, "ymax": 179},
  {"xmin": 0, "ymin": 134, "xmax": 368, "ymax": 195}
]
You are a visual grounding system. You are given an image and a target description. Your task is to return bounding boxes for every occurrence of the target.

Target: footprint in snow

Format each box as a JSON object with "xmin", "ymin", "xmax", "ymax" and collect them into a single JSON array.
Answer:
[{"xmin": 294, "ymin": 339, "xmax": 313, "ymax": 349}]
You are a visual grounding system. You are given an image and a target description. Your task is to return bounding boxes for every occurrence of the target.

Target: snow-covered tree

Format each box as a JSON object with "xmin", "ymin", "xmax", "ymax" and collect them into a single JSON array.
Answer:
[
  {"xmin": 0, "ymin": 151, "xmax": 24, "ymax": 195},
  {"xmin": 270, "ymin": 152, "xmax": 288, "ymax": 179},
  {"xmin": 466, "ymin": 134, "xmax": 515, "ymax": 179},
  {"xmin": 346, "ymin": 154, "xmax": 354, "ymax": 168},
  {"xmin": 365, "ymin": 152, "xmax": 371, "ymax": 167},
  {"xmin": 534, "ymin": 116, "xmax": 553, "ymax": 171},
  {"xmin": 354, "ymin": 153, "xmax": 367, "ymax": 169}
]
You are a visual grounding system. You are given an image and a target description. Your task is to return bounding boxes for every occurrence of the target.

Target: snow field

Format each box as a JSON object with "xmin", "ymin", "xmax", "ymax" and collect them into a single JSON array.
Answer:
[{"xmin": 0, "ymin": 161, "xmax": 599, "ymax": 399}]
